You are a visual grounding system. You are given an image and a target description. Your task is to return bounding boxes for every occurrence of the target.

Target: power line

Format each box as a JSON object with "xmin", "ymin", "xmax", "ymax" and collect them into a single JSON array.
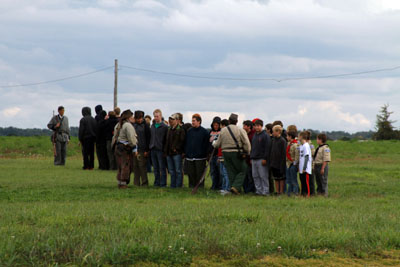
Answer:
[
  {"xmin": 120, "ymin": 64, "xmax": 400, "ymax": 82},
  {"xmin": 0, "ymin": 66, "xmax": 114, "ymax": 88}
]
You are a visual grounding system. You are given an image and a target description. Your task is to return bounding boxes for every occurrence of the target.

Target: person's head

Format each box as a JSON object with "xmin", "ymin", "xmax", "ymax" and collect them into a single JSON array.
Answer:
[
  {"xmin": 317, "ymin": 133, "xmax": 327, "ymax": 145},
  {"xmin": 192, "ymin": 113, "xmax": 202, "ymax": 128},
  {"xmin": 108, "ymin": 111, "xmax": 116, "ymax": 118},
  {"xmin": 221, "ymin": 119, "xmax": 229, "ymax": 128},
  {"xmin": 242, "ymin": 120, "xmax": 253, "ymax": 133},
  {"xmin": 273, "ymin": 120, "xmax": 283, "ymax": 127},
  {"xmin": 211, "ymin": 116, "xmax": 221, "ymax": 131},
  {"xmin": 287, "ymin": 131, "xmax": 297, "ymax": 142},
  {"xmin": 134, "ymin": 110, "xmax": 144, "ymax": 124},
  {"xmin": 265, "ymin": 123, "xmax": 273, "ymax": 135},
  {"xmin": 144, "ymin": 115, "xmax": 151, "ymax": 125},
  {"xmin": 272, "ymin": 125, "xmax": 282, "ymax": 137},
  {"xmin": 58, "ymin": 106, "xmax": 65, "ymax": 116},
  {"xmin": 81, "ymin": 106, "xmax": 91, "ymax": 116},
  {"xmin": 120, "ymin": 109, "xmax": 134, "ymax": 126},
  {"xmin": 184, "ymin": 122, "xmax": 192, "ymax": 131},
  {"xmin": 95, "ymin": 105, "xmax": 103, "ymax": 115},
  {"xmin": 153, "ymin": 109, "xmax": 162, "ymax": 123},
  {"xmin": 254, "ymin": 119, "xmax": 264, "ymax": 133},
  {"xmin": 287, "ymin": 125, "xmax": 297, "ymax": 134},
  {"xmin": 228, "ymin": 113, "xmax": 238, "ymax": 125},
  {"xmin": 114, "ymin": 107, "xmax": 121, "ymax": 117},
  {"xmin": 305, "ymin": 130, "xmax": 312, "ymax": 141},
  {"xmin": 169, "ymin": 113, "xmax": 179, "ymax": 128},
  {"xmin": 176, "ymin": 112, "xmax": 184, "ymax": 125},
  {"xmin": 298, "ymin": 131, "xmax": 308, "ymax": 144},
  {"xmin": 99, "ymin": 110, "xmax": 107, "ymax": 120}
]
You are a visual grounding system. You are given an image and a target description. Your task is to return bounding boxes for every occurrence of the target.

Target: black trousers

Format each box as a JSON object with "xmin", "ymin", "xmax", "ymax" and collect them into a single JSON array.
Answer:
[
  {"xmin": 96, "ymin": 142, "xmax": 109, "ymax": 170},
  {"xmin": 186, "ymin": 160, "xmax": 206, "ymax": 188},
  {"xmin": 82, "ymin": 137, "xmax": 95, "ymax": 169}
]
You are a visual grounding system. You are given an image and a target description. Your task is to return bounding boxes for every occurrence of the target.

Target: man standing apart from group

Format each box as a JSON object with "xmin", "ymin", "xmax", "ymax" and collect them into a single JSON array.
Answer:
[
  {"xmin": 79, "ymin": 107, "xmax": 97, "ymax": 170},
  {"xmin": 213, "ymin": 113, "xmax": 251, "ymax": 195},
  {"xmin": 47, "ymin": 106, "xmax": 70, "ymax": 166},
  {"xmin": 150, "ymin": 109, "xmax": 168, "ymax": 187}
]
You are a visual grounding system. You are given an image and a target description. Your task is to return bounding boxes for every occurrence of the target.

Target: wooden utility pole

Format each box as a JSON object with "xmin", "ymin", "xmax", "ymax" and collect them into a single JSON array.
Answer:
[{"xmin": 113, "ymin": 59, "xmax": 118, "ymax": 109}]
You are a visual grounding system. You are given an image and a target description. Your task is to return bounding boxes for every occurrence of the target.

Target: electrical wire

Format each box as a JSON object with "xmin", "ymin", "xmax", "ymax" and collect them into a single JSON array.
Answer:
[
  {"xmin": 120, "ymin": 64, "xmax": 400, "ymax": 82},
  {"xmin": 0, "ymin": 66, "xmax": 114, "ymax": 88}
]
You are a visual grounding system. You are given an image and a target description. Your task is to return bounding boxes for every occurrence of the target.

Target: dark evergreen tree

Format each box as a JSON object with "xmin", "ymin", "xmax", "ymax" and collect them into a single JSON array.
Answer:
[{"xmin": 374, "ymin": 104, "xmax": 397, "ymax": 140}]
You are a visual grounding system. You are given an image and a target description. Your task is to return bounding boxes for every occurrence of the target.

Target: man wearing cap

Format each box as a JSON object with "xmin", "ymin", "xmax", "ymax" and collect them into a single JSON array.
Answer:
[
  {"xmin": 164, "ymin": 113, "xmax": 186, "ymax": 188},
  {"xmin": 47, "ymin": 106, "xmax": 70, "ymax": 166},
  {"xmin": 184, "ymin": 113, "xmax": 209, "ymax": 188},
  {"xmin": 213, "ymin": 113, "xmax": 251, "ymax": 195},
  {"xmin": 133, "ymin": 110, "xmax": 151, "ymax": 186}
]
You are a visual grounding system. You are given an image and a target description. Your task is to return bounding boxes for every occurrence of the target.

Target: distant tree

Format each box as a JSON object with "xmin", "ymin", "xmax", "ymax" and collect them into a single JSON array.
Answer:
[{"xmin": 373, "ymin": 104, "xmax": 397, "ymax": 140}]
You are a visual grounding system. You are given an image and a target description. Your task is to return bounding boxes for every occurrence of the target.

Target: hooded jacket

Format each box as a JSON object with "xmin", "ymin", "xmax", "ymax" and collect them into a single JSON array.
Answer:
[
  {"xmin": 79, "ymin": 107, "xmax": 97, "ymax": 142},
  {"xmin": 94, "ymin": 105, "xmax": 103, "ymax": 123},
  {"xmin": 96, "ymin": 110, "xmax": 108, "ymax": 144}
]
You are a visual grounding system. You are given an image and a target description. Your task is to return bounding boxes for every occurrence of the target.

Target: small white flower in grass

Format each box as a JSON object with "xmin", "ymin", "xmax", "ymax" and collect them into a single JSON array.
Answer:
[
  {"xmin": 271, "ymin": 241, "xmax": 275, "ymax": 244},
  {"xmin": 182, "ymin": 234, "xmax": 185, "ymax": 237},
  {"xmin": 11, "ymin": 236, "xmax": 15, "ymax": 239},
  {"xmin": 180, "ymin": 247, "xmax": 184, "ymax": 250},
  {"xmin": 256, "ymin": 243, "xmax": 261, "ymax": 248},
  {"xmin": 277, "ymin": 246, "xmax": 282, "ymax": 252},
  {"xmin": 184, "ymin": 251, "xmax": 187, "ymax": 254},
  {"xmin": 168, "ymin": 245, "xmax": 172, "ymax": 250},
  {"xmin": 312, "ymin": 249, "xmax": 316, "ymax": 252}
]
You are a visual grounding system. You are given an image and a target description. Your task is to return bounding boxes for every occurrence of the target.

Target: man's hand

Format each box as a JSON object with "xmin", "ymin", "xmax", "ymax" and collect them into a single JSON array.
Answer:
[
  {"xmin": 262, "ymin": 160, "xmax": 267, "ymax": 166},
  {"xmin": 320, "ymin": 169, "xmax": 325, "ymax": 175},
  {"xmin": 144, "ymin": 152, "xmax": 149, "ymax": 158},
  {"xmin": 55, "ymin": 122, "xmax": 61, "ymax": 128}
]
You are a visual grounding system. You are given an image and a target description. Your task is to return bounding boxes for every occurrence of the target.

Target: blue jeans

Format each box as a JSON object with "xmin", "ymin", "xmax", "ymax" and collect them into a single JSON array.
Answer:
[
  {"xmin": 220, "ymin": 161, "xmax": 230, "ymax": 191},
  {"xmin": 167, "ymin": 154, "xmax": 183, "ymax": 188},
  {"xmin": 151, "ymin": 149, "xmax": 167, "ymax": 187},
  {"xmin": 210, "ymin": 155, "xmax": 221, "ymax": 190},
  {"xmin": 286, "ymin": 164, "xmax": 299, "ymax": 195}
]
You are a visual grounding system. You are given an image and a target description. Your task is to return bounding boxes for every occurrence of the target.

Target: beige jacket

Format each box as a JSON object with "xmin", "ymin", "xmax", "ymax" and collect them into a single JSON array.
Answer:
[
  {"xmin": 113, "ymin": 122, "xmax": 137, "ymax": 147},
  {"xmin": 213, "ymin": 125, "xmax": 251, "ymax": 154}
]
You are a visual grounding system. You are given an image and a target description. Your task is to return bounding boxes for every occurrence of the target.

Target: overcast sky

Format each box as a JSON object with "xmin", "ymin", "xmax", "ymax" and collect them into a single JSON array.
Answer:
[{"xmin": 1, "ymin": 0, "xmax": 400, "ymax": 132}]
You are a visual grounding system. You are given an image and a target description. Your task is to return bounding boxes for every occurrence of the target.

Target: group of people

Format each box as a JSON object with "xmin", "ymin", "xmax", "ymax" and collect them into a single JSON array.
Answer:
[{"xmin": 48, "ymin": 106, "xmax": 331, "ymax": 196}]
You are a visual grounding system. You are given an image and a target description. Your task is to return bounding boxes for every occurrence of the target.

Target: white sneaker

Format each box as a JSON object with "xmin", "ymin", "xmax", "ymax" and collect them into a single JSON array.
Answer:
[{"xmin": 221, "ymin": 190, "xmax": 231, "ymax": 196}]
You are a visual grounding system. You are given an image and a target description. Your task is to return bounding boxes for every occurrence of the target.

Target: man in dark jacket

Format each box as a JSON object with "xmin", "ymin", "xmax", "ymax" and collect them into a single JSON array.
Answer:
[
  {"xmin": 94, "ymin": 105, "xmax": 103, "ymax": 122},
  {"xmin": 150, "ymin": 109, "xmax": 168, "ymax": 187},
  {"xmin": 96, "ymin": 110, "xmax": 109, "ymax": 170},
  {"xmin": 184, "ymin": 114, "xmax": 209, "ymax": 188},
  {"xmin": 133, "ymin": 110, "xmax": 151, "ymax": 186},
  {"xmin": 79, "ymin": 107, "xmax": 97, "ymax": 170},
  {"xmin": 105, "ymin": 111, "xmax": 119, "ymax": 170},
  {"xmin": 250, "ymin": 119, "xmax": 271, "ymax": 196},
  {"xmin": 165, "ymin": 113, "xmax": 186, "ymax": 188},
  {"xmin": 243, "ymin": 120, "xmax": 256, "ymax": 193}
]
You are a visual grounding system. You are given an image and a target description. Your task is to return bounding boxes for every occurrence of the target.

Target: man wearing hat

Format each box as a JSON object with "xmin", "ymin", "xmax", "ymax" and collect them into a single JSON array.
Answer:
[
  {"xmin": 213, "ymin": 113, "xmax": 251, "ymax": 195},
  {"xmin": 164, "ymin": 113, "xmax": 186, "ymax": 188},
  {"xmin": 47, "ymin": 106, "xmax": 70, "ymax": 166},
  {"xmin": 133, "ymin": 110, "xmax": 151, "ymax": 186}
]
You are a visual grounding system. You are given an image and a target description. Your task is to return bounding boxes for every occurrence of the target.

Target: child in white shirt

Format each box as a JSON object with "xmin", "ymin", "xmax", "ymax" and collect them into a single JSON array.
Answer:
[{"xmin": 298, "ymin": 131, "xmax": 312, "ymax": 197}]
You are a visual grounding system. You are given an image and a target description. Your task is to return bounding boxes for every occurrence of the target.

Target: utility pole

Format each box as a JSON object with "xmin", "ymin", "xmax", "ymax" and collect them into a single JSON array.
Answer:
[{"xmin": 114, "ymin": 59, "xmax": 118, "ymax": 109}]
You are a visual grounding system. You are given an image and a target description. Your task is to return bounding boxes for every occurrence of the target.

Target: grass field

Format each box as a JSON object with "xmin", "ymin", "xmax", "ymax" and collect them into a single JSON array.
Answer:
[{"xmin": 0, "ymin": 136, "xmax": 400, "ymax": 266}]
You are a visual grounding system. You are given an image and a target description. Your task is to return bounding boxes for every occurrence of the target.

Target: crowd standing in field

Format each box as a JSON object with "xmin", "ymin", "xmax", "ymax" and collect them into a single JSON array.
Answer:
[{"xmin": 48, "ymin": 105, "xmax": 331, "ymax": 196}]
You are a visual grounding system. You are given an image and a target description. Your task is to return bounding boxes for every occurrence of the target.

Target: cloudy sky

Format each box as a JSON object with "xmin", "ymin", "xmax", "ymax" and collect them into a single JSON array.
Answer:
[{"xmin": 1, "ymin": 0, "xmax": 400, "ymax": 132}]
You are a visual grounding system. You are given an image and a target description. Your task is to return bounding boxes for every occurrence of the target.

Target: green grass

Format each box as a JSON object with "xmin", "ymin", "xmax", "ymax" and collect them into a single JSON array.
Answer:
[{"xmin": 0, "ymin": 137, "xmax": 400, "ymax": 266}]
